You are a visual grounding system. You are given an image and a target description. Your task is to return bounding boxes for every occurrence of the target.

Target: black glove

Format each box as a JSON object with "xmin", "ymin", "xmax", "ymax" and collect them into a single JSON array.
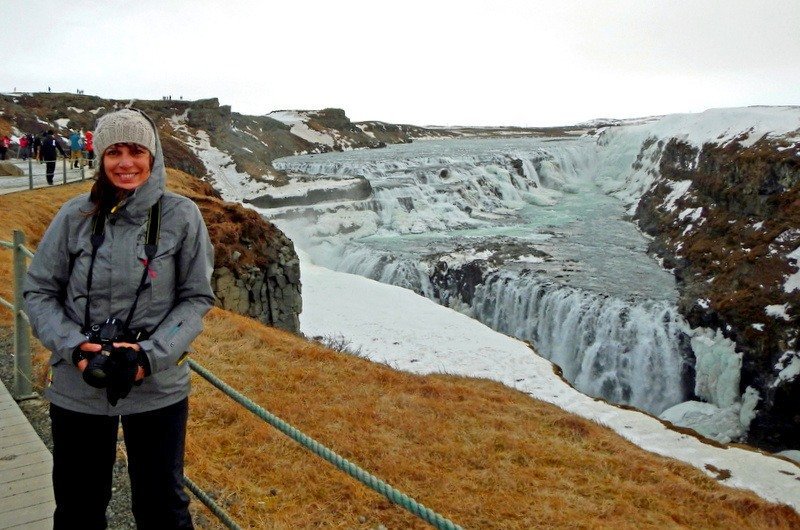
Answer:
[
  {"xmin": 133, "ymin": 349, "xmax": 150, "ymax": 387},
  {"xmin": 71, "ymin": 346, "xmax": 91, "ymax": 366},
  {"xmin": 106, "ymin": 347, "xmax": 139, "ymax": 406},
  {"xmin": 82, "ymin": 349, "xmax": 112, "ymax": 389}
]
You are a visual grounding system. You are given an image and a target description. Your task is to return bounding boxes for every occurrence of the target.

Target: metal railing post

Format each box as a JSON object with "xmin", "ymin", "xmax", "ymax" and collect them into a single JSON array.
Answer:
[
  {"xmin": 62, "ymin": 157, "xmax": 67, "ymax": 184},
  {"xmin": 28, "ymin": 158, "xmax": 33, "ymax": 190},
  {"xmin": 80, "ymin": 163, "xmax": 85, "ymax": 181},
  {"xmin": 12, "ymin": 230, "xmax": 34, "ymax": 400}
]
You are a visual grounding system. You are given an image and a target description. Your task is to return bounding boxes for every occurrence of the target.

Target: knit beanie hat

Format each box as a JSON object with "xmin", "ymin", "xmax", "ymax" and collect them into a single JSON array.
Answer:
[{"xmin": 93, "ymin": 109, "xmax": 156, "ymax": 157}]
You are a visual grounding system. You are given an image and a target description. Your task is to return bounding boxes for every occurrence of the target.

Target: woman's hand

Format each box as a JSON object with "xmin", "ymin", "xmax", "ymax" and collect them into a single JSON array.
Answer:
[
  {"xmin": 113, "ymin": 342, "xmax": 145, "ymax": 381},
  {"xmin": 75, "ymin": 341, "xmax": 102, "ymax": 372}
]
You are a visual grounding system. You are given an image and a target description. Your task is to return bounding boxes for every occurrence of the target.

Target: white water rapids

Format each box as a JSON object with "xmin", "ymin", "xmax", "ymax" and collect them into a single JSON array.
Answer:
[{"xmin": 265, "ymin": 136, "xmax": 691, "ymax": 415}]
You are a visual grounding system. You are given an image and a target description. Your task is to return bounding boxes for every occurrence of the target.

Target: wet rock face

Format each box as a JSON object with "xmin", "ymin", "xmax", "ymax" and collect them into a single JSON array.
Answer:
[
  {"xmin": 635, "ymin": 137, "xmax": 800, "ymax": 450},
  {"xmin": 431, "ymin": 260, "xmax": 487, "ymax": 306},
  {"xmin": 196, "ymin": 197, "xmax": 302, "ymax": 333}
]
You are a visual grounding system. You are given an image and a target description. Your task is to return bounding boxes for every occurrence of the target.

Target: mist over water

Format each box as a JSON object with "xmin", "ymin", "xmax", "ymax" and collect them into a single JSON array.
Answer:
[{"xmin": 269, "ymin": 137, "xmax": 690, "ymax": 414}]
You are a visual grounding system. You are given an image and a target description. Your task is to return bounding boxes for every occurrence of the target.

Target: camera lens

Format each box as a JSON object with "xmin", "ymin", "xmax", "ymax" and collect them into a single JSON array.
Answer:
[{"xmin": 82, "ymin": 352, "xmax": 111, "ymax": 388}]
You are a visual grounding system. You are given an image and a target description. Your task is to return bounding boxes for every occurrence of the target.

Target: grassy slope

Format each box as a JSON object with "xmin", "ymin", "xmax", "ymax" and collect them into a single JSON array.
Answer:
[{"xmin": 0, "ymin": 173, "xmax": 797, "ymax": 529}]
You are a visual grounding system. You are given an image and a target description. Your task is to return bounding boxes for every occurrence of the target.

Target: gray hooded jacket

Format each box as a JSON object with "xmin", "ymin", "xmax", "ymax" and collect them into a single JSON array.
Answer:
[{"xmin": 23, "ymin": 113, "xmax": 215, "ymax": 415}]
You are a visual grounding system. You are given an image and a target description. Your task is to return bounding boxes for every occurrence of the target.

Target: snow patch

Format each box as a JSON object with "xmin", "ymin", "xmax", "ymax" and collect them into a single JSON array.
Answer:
[
  {"xmin": 290, "ymin": 122, "xmax": 335, "ymax": 147},
  {"xmin": 765, "ymin": 304, "xmax": 791, "ymax": 321},
  {"xmin": 513, "ymin": 255, "xmax": 545, "ymax": 264},
  {"xmin": 437, "ymin": 250, "xmax": 493, "ymax": 268},
  {"xmin": 773, "ymin": 351, "xmax": 800, "ymax": 387},
  {"xmin": 785, "ymin": 246, "xmax": 800, "ymax": 293},
  {"xmin": 678, "ymin": 206, "xmax": 703, "ymax": 222},
  {"xmin": 663, "ymin": 180, "xmax": 693, "ymax": 212}
]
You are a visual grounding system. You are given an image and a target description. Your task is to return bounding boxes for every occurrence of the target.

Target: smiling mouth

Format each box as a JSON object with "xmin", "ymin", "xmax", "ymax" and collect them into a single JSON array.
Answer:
[{"xmin": 116, "ymin": 173, "xmax": 138, "ymax": 180}]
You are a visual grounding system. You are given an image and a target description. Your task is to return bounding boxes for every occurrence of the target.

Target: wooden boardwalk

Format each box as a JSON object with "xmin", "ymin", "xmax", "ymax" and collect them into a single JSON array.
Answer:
[{"xmin": 0, "ymin": 382, "xmax": 53, "ymax": 529}]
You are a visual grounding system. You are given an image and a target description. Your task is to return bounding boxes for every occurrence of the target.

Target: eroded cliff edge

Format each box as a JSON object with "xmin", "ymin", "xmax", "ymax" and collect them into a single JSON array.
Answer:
[{"xmin": 634, "ymin": 135, "xmax": 800, "ymax": 450}]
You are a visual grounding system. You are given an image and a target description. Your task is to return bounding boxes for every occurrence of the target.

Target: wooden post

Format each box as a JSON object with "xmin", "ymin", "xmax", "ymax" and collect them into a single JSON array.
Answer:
[{"xmin": 12, "ymin": 230, "xmax": 34, "ymax": 400}]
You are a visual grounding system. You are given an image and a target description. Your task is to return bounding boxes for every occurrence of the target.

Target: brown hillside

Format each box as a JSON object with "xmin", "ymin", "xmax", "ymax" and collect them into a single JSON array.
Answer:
[{"xmin": 0, "ymin": 177, "xmax": 798, "ymax": 529}]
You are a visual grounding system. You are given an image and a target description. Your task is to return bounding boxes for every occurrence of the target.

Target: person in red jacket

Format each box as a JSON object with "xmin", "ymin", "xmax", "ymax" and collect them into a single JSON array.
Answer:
[
  {"xmin": 19, "ymin": 134, "xmax": 30, "ymax": 160},
  {"xmin": 84, "ymin": 130, "xmax": 95, "ymax": 168},
  {"xmin": 0, "ymin": 135, "xmax": 9, "ymax": 160}
]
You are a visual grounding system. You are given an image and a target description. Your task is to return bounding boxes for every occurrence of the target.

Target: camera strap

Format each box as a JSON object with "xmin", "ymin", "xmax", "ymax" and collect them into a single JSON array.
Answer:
[{"xmin": 83, "ymin": 199, "xmax": 162, "ymax": 333}]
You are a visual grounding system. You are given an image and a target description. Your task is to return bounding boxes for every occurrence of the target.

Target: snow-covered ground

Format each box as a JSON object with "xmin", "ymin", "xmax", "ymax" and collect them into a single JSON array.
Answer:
[{"xmin": 298, "ymin": 253, "xmax": 800, "ymax": 512}]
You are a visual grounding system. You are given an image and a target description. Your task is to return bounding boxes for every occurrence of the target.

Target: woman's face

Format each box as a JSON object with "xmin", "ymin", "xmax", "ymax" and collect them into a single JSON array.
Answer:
[{"xmin": 102, "ymin": 143, "xmax": 152, "ymax": 190}]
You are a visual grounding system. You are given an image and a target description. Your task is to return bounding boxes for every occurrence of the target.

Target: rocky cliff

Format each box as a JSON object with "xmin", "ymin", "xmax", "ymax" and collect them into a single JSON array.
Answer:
[{"xmin": 634, "ymin": 135, "xmax": 800, "ymax": 450}]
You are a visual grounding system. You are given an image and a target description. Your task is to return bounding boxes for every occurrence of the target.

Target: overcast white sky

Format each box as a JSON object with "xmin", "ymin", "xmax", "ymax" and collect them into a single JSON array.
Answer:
[{"xmin": 2, "ymin": 0, "xmax": 799, "ymax": 126}]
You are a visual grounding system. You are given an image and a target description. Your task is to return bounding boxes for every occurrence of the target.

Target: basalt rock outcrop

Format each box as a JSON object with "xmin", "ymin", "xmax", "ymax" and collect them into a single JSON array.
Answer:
[
  {"xmin": 192, "ymin": 191, "xmax": 302, "ymax": 333},
  {"xmin": 634, "ymin": 136, "xmax": 800, "ymax": 450}
]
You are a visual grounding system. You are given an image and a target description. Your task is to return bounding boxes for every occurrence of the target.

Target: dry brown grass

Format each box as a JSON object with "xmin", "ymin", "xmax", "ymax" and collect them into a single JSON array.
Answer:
[{"xmin": 1, "ymin": 172, "xmax": 798, "ymax": 529}]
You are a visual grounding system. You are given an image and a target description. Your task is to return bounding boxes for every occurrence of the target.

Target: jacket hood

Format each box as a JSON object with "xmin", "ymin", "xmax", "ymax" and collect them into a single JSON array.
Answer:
[{"xmin": 101, "ymin": 108, "xmax": 166, "ymax": 220}]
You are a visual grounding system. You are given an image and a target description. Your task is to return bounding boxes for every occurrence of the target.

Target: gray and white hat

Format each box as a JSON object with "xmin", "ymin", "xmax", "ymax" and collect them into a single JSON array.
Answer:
[{"xmin": 93, "ymin": 108, "xmax": 156, "ymax": 157}]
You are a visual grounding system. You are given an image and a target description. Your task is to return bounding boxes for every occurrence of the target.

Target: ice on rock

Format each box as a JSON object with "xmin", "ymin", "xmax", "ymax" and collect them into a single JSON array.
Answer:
[
  {"xmin": 659, "ymin": 401, "xmax": 745, "ymax": 444},
  {"xmin": 691, "ymin": 328, "xmax": 742, "ymax": 409}
]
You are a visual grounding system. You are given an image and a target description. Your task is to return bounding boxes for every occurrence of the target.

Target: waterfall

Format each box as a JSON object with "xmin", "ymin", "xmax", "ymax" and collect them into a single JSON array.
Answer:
[
  {"xmin": 471, "ymin": 272, "xmax": 688, "ymax": 414},
  {"xmin": 271, "ymin": 137, "xmax": 690, "ymax": 415},
  {"xmin": 305, "ymin": 241, "xmax": 689, "ymax": 415}
]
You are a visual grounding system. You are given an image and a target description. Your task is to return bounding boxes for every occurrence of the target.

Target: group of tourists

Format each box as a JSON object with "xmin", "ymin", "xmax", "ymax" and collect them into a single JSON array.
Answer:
[
  {"xmin": 2, "ymin": 128, "xmax": 95, "ymax": 184},
  {"xmin": 67, "ymin": 128, "xmax": 95, "ymax": 168}
]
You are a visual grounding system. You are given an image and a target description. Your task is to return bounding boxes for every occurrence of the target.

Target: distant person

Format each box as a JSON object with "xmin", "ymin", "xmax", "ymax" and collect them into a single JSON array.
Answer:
[
  {"xmin": 25, "ymin": 133, "xmax": 34, "ymax": 157},
  {"xmin": 69, "ymin": 130, "xmax": 84, "ymax": 168},
  {"xmin": 40, "ymin": 130, "xmax": 66, "ymax": 184},
  {"xmin": 84, "ymin": 129, "xmax": 94, "ymax": 168},
  {"xmin": 33, "ymin": 131, "xmax": 43, "ymax": 161},
  {"xmin": 0, "ymin": 135, "xmax": 9, "ymax": 160},
  {"xmin": 19, "ymin": 133, "xmax": 30, "ymax": 160},
  {"xmin": 24, "ymin": 108, "xmax": 214, "ymax": 529}
]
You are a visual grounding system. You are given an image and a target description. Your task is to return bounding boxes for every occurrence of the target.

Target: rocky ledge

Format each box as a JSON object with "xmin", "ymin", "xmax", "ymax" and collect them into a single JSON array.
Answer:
[
  {"xmin": 635, "ymin": 136, "xmax": 800, "ymax": 450},
  {"xmin": 174, "ymin": 173, "xmax": 302, "ymax": 333}
]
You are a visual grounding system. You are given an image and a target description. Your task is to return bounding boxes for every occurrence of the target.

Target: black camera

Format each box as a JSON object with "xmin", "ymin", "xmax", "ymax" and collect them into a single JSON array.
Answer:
[
  {"xmin": 83, "ymin": 317, "xmax": 126, "ymax": 387},
  {"xmin": 82, "ymin": 318, "xmax": 140, "ymax": 406}
]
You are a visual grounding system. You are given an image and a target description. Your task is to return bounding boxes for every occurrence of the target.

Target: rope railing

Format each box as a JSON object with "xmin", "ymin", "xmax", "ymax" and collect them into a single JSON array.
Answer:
[
  {"xmin": 183, "ymin": 476, "xmax": 243, "ymax": 530},
  {"xmin": 0, "ymin": 229, "xmax": 465, "ymax": 530}
]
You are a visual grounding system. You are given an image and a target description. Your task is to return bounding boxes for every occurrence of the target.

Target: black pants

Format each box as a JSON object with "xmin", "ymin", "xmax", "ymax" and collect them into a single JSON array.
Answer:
[
  {"xmin": 45, "ymin": 160, "xmax": 56, "ymax": 184},
  {"xmin": 50, "ymin": 399, "xmax": 194, "ymax": 530}
]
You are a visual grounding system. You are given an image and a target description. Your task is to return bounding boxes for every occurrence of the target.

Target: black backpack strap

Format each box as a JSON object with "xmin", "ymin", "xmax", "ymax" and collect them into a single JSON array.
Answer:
[
  {"xmin": 123, "ymin": 200, "xmax": 162, "ymax": 332},
  {"xmin": 144, "ymin": 197, "xmax": 161, "ymax": 261},
  {"xmin": 83, "ymin": 210, "xmax": 106, "ymax": 331}
]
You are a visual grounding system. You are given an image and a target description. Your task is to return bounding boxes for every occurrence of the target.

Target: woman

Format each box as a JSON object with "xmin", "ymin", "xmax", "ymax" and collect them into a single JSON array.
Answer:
[{"xmin": 24, "ymin": 108, "xmax": 215, "ymax": 529}]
